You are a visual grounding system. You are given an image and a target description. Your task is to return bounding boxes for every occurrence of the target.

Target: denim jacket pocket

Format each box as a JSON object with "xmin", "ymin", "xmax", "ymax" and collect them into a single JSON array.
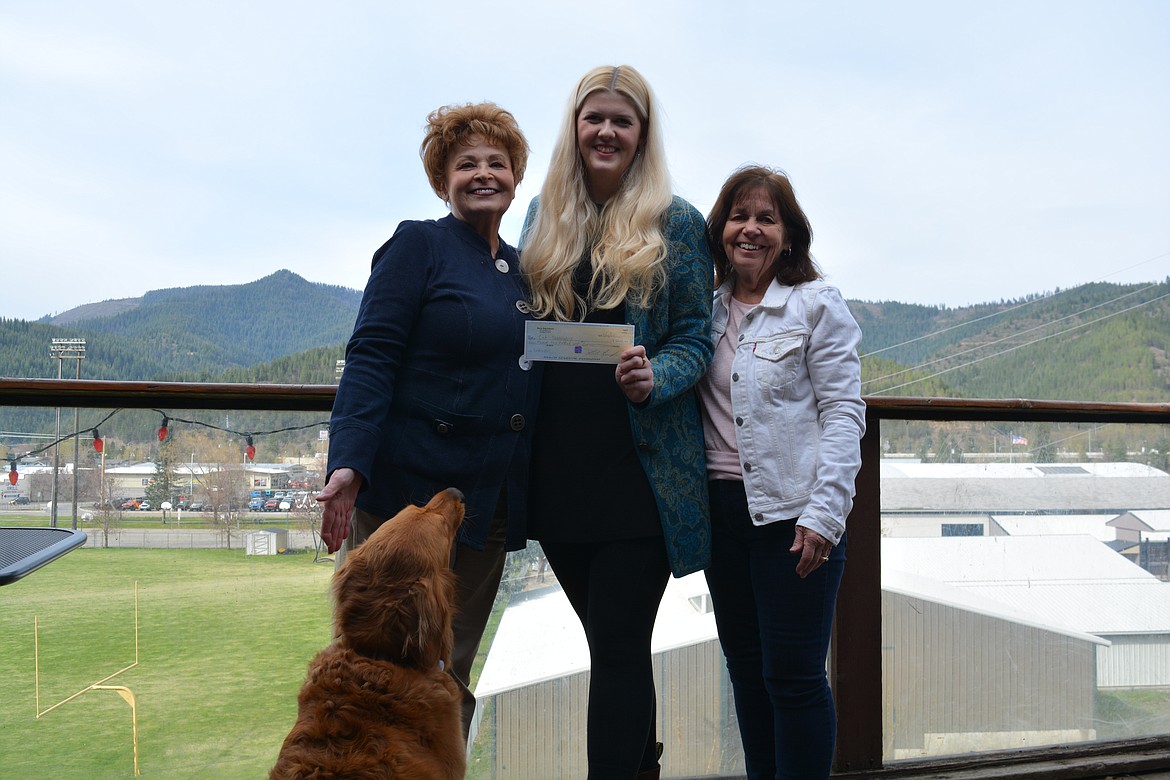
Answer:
[{"xmin": 751, "ymin": 333, "xmax": 806, "ymax": 388}]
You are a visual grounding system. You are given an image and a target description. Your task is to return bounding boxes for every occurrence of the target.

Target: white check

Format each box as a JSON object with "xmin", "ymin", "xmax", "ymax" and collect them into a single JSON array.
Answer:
[{"xmin": 524, "ymin": 321, "xmax": 635, "ymax": 364}]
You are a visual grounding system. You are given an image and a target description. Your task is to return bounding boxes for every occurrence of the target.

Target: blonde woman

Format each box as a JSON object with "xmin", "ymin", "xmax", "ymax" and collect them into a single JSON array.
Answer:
[{"xmin": 521, "ymin": 65, "xmax": 713, "ymax": 780}]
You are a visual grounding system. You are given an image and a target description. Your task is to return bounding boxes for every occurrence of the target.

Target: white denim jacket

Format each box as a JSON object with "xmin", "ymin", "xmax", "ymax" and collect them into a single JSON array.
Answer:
[{"xmin": 712, "ymin": 278, "xmax": 865, "ymax": 544}]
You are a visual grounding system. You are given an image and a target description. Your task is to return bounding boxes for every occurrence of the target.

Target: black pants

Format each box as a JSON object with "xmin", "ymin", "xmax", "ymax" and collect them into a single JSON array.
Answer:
[{"xmin": 542, "ymin": 537, "xmax": 671, "ymax": 779}]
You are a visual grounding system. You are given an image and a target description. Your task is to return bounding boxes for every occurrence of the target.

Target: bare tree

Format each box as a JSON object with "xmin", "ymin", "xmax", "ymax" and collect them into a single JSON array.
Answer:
[
  {"xmin": 175, "ymin": 429, "xmax": 249, "ymax": 549},
  {"xmin": 89, "ymin": 478, "xmax": 124, "ymax": 548}
]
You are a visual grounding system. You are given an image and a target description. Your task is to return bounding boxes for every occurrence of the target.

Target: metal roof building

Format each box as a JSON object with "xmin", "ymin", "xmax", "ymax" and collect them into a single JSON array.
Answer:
[
  {"xmin": 881, "ymin": 461, "xmax": 1170, "ymax": 513},
  {"xmin": 885, "ymin": 535, "xmax": 1170, "ymax": 688}
]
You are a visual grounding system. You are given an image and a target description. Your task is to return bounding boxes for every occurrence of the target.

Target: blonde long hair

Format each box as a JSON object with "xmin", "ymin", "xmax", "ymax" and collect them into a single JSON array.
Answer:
[{"xmin": 522, "ymin": 65, "xmax": 673, "ymax": 321}]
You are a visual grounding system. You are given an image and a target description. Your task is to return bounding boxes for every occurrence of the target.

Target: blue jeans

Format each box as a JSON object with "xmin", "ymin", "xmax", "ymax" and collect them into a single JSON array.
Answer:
[{"xmin": 703, "ymin": 479, "xmax": 846, "ymax": 780}]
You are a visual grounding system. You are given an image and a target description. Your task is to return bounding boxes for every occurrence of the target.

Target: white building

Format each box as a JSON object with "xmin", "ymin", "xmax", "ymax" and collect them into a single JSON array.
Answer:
[{"xmin": 884, "ymin": 535, "xmax": 1170, "ymax": 688}]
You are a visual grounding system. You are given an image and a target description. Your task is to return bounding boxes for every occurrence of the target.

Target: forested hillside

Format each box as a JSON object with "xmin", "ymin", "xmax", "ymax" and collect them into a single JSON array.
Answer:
[
  {"xmin": 3, "ymin": 276, "xmax": 1169, "ymax": 406},
  {"xmin": 0, "ymin": 272, "xmax": 356, "ymax": 444},
  {"xmin": 1, "ymin": 270, "xmax": 360, "ymax": 381},
  {"xmin": 857, "ymin": 280, "xmax": 1170, "ymax": 401},
  {"xmin": 186, "ymin": 345, "xmax": 346, "ymax": 385}
]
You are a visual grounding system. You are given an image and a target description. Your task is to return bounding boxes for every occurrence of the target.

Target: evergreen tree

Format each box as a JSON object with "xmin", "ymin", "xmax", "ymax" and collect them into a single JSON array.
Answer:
[
  {"xmin": 1032, "ymin": 427, "xmax": 1056, "ymax": 463},
  {"xmin": 145, "ymin": 438, "xmax": 178, "ymax": 507}
]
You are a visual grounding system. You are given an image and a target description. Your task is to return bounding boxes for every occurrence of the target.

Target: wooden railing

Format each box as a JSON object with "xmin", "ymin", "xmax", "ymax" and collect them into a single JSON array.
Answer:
[{"xmin": 3, "ymin": 378, "xmax": 1169, "ymax": 779}]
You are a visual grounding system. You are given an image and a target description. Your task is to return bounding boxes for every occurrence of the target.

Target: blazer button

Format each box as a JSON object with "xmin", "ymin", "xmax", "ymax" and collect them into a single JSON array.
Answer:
[
  {"xmin": 754, "ymin": 513, "xmax": 764, "ymax": 522},
  {"xmin": 735, "ymin": 417, "xmax": 744, "ymax": 426},
  {"xmin": 744, "ymin": 462, "xmax": 752, "ymax": 472},
  {"xmin": 510, "ymin": 414, "xmax": 525, "ymax": 431},
  {"xmin": 434, "ymin": 421, "xmax": 452, "ymax": 436},
  {"xmin": 732, "ymin": 372, "xmax": 740, "ymax": 382}
]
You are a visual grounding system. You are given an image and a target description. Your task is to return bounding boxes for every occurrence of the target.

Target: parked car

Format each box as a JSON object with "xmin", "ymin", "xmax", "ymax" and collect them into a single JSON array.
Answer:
[
  {"xmin": 120, "ymin": 498, "xmax": 140, "ymax": 510},
  {"xmin": 10, "ymin": 496, "xmax": 30, "ymax": 505},
  {"xmin": 278, "ymin": 499, "xmax": 293, "ymax": 511},
  {"xmin": 188, "ymin": 501, "xmax": 205, "ymax": 512},
  {"xmin": 138, "ymin": 501, "xmax": 152, "ymax": 511},
  {"xmin": 248, "ymin": 497, "xmax": 266, "ymax": 511},
  {"xmin": 263, "ymin": 498, "xmax": 281, "ymax": 511}
]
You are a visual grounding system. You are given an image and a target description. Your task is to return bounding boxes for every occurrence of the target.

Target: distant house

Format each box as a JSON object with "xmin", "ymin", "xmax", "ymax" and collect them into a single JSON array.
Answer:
[
  {"xmin": 243, "ymin": 463, "xmax": 306, "ymax": 490},
  {"xmin": 102, "ymin": 461, "xmax": 306, "ymax": 499},
  {"xmin": 1108, "ymin": 510, "xmax": 1170, "ymax": 543},
  {"xmin": 1106, "ymin": 511, "xmax": 1170, "ymax": 579},
  {"xmin": 104, "ymin": 462, "xmax": 162, "ymax": 495}
]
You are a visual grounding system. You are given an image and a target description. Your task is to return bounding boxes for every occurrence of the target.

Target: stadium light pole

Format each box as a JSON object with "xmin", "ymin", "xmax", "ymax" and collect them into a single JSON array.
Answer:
[{"xmin": 49, "ymin": 338, "xmax": 86, "ymax": 529}]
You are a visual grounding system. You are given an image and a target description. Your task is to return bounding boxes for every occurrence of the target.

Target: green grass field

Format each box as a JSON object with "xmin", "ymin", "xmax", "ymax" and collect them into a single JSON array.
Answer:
[
  {"xmin": 0, "ymin": 510, "xmax": 308, "ymax": 531},
  {"xmin": 0, "ymin": 547, "xmax": 334, "ymax": 779}
]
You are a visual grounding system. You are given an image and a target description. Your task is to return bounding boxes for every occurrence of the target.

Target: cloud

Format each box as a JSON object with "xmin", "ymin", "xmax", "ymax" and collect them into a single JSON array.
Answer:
[{"xmin": 1, "ymin": 0, "xmax": 1167, "ymax": 321}]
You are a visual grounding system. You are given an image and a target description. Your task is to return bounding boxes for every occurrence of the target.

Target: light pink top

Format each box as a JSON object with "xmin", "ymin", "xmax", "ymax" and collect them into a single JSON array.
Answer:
[{"xmin": 697, "ymin": 296, "xmax": 754, "ymax": 481}]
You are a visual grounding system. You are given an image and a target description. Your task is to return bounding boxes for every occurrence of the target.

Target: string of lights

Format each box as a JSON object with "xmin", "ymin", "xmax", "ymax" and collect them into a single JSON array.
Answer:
[{"xmin": 6, "ymin": 409, "xmax": 330, "ymax": 485}]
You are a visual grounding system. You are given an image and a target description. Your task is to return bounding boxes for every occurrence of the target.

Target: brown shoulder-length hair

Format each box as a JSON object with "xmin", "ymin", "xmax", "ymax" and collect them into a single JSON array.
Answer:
[{"xmin": 706, "ymin": 165, "xmax": 820, "ymax": 288}]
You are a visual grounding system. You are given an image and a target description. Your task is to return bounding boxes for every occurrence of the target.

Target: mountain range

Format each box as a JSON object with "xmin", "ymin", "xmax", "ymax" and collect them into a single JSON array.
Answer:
[
  {"xmin": 3, "ymin": 271, "xmax": 1169, "ymax": 403},
  {"xmin": 2, "ymin": 270, "xmax": 359, "ymax": 384}
]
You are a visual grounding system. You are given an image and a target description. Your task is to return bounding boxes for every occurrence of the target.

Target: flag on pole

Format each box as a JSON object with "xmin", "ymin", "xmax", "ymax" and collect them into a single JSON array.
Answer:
[{"xmin": 1011, "ymin": 435, "xmax": 1028, "ymax": 446}]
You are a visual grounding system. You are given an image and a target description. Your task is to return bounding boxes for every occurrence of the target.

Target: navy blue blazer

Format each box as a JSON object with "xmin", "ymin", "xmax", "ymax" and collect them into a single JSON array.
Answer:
[{"xmin": 327, "ymin": 215, "xmax": 537, "ymax": 551}]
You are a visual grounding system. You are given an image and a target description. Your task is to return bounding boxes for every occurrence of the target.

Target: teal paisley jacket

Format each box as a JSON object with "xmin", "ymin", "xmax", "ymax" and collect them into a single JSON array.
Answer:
[{"xmin": 521, "ymin": 196, "xmax": 714, "ymax": 576}]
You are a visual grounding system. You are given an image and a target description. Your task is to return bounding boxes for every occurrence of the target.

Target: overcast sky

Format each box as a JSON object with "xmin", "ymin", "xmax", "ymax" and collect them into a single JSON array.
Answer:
[{"xmin": 2, "ymin": 1, "xmax": 1167, "ymax": 322}]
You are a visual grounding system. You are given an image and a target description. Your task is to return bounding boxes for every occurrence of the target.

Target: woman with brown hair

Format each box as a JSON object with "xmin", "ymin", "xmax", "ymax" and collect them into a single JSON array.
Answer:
[{"xmin": 698, "ymin": 165, "xmax": 865, "ymax": 779}]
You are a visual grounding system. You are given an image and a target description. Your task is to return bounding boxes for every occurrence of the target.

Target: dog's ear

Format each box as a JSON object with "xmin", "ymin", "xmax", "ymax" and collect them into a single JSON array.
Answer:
[
  {"xmin": 336, "ymin": 565, "xmax": 456, "ymax": 668},
  {"xmin": 389, "ymin": 574, "xmax": 454, "ymax": 669}
]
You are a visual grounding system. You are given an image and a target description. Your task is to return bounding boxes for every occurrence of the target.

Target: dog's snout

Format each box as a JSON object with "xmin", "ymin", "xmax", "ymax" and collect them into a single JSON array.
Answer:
[{"xmin": 444, "ymin": 487, "xmax": 465, "ymax": 504}]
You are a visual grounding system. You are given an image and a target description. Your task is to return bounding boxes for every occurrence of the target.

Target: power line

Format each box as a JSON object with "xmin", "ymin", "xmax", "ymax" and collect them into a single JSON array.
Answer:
[
  {"xmin": 862, "ymin": 251, "xmax": 1170, "ymax": 360},
  {"xmin": 866, "ymin": 291, "xmax": 1170, "ymax": 395},
  {"xmin": 863, "ymin": 283, "xmax": 1166, "ymax": 388}
]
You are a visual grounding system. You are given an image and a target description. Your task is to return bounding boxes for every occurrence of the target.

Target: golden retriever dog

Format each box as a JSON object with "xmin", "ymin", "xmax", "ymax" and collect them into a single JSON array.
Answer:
[{"xmin": 270, "ymin": 488, "xmax": 466, "ymax": 780}]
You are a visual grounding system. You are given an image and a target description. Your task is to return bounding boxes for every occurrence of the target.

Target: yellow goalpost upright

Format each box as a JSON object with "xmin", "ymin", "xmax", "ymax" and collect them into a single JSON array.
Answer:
[{"xmin": 34, "ymin": 581, "xmax": 141, "ymax": 776}]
